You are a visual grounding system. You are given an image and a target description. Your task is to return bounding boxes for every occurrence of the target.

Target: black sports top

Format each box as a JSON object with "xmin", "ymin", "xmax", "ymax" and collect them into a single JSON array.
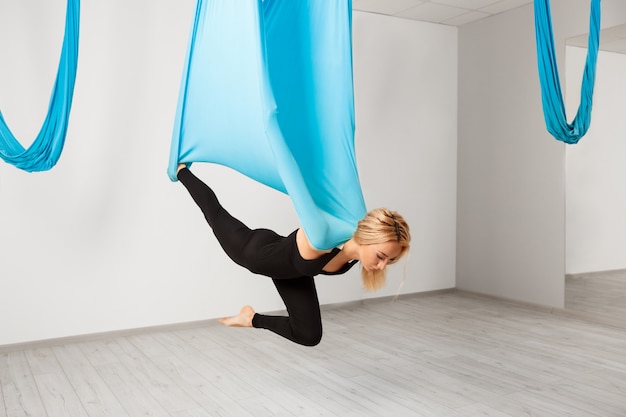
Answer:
[{"xmin": 243, "ymin": 229, "xmax": 358, "ymax": 279}]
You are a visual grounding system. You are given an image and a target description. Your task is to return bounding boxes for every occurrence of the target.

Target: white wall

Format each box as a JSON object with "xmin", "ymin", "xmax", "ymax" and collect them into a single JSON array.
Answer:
[
  {"xmin": 353, "ymin": 12, "xmax": 458, "ymax": 299},
  {"xmin": 0, "ymin": 3, "xmax": 457, "ymax": 346},
  {"xmin": 456, "ymin": 2, "xmax": 564, "ymax": 308},
  {"xmin": 566, "ymin": 47, "xmax": 626, "ymax": 274},
  {"xmin": 457, "ymin": 0, "xmax": 626, "ymax": 308}
]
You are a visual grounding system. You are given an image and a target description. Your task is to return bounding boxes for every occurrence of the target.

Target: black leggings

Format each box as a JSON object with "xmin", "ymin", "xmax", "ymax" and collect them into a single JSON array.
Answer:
[{"xmin": 178, "ymin": 168, "xmax": 323, "ymax": 346}]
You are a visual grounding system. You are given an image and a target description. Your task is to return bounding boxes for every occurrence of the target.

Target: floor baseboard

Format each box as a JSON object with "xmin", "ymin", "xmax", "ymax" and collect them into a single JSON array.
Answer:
[{"xmin": 1, "ymin": 289, "xmax": 456, "ymax": 353}]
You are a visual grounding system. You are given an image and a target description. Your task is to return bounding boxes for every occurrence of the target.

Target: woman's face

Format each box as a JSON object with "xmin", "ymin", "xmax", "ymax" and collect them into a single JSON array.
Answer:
[{"xmin": 359, "ymin": 241, "xmax": 403, "ymax": 272}]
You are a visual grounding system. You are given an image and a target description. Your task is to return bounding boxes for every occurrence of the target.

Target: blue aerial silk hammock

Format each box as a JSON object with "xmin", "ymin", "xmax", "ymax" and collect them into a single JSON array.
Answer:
[
  {"xmin": 0, "ymin": 0, "xmax": 80, "ymax": 171},
  {"xmin": 534, "ymin": 0, "xmax": 601, "ymax": 144},
  {"xmin": 168, "ymin": 0, "xmax": 366, "ymax": 250}
]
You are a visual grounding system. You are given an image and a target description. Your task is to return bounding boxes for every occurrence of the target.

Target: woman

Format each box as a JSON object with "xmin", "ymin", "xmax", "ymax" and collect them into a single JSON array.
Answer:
[{"xmin": 177, "ymin": 164, "xmax": 410, "ymax": 346}]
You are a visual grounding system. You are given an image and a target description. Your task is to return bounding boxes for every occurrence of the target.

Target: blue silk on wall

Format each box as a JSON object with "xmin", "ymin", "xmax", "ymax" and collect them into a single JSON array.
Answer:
[
  {"xmin": 0, "ymin": 0, "xmax": 79, "ymax": 171},
  {"xmin": 534, "ymin": 0, "xmax": 601, "ymax": 144},
  {"xmin": 168, "ymin": 0, "xmax": 366, "ymax": 250}
]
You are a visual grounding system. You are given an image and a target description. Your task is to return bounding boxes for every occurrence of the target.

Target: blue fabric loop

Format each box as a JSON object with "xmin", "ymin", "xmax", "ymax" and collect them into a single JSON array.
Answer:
[
  {"xmin": 534, "ymin": 0, "xmax": 601, "ymax": 144},
  {"xmin": 0, "ymin": 0, "xmax": 80, "ymax": 171},
  {"xmin": 168, "ymin": 0, "xmax": 366, "ymax": 250}
]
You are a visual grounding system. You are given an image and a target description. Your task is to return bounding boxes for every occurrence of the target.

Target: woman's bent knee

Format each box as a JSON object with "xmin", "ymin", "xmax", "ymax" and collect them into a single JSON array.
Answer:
[{"xmin": 296, "ymin": 328, "xmax": 323, "ymax": 347}]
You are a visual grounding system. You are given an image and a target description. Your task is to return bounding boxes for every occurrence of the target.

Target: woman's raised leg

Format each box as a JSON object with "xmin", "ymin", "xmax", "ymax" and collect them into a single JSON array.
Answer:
[{"xmin": 177, "ymin": 167, "xmax": 253, "ymax": 267}]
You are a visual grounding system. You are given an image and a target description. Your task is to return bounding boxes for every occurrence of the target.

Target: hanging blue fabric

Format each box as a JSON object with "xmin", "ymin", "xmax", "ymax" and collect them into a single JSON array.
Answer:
[
  {"xmin": 534, "ymin": 0, "xmax": 601, "ymax": 144},
  {"xmin": 168, "ymin": 0, "xmax": 366, "ymax": 250},
  {"xmin": 0, "ymin": 0, "xmax": 80, "ymax": 171}
]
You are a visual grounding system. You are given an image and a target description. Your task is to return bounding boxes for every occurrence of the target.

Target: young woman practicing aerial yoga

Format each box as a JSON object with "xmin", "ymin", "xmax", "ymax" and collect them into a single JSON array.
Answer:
[{"xmin": 176, "ymin": 164, "xmax": 411, "ymax": 346}]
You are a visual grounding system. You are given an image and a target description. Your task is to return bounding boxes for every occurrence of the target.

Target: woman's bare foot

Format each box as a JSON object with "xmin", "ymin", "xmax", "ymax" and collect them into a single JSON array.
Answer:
[{"xmin": 219, "ymin": 305, "xmax": 255, "ymax": 327}]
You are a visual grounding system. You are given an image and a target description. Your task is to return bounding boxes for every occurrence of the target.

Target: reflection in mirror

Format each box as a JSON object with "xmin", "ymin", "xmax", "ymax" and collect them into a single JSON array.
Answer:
[{"xmin": 565, "ymin": 24, "xmax": 626, "ymax": 328}]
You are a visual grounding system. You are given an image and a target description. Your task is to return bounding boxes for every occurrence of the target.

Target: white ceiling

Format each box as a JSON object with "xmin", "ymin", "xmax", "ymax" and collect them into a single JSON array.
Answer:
[
  {"xmin": 352, "ymin": 0, "xmax": 533, "ymax": 26},
  {"xmin": 567, "ymin": 24, "xmax": 626, "ymax": 55},
  {"xmin": 353, "ymin": 0, "xmax": 626, "ymax": 54}
]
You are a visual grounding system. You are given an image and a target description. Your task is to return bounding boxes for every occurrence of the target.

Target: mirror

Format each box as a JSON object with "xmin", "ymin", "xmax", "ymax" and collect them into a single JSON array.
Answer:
[{"xmin": 565, "ymin": 24, "xmax": 626, "ymax": 328}]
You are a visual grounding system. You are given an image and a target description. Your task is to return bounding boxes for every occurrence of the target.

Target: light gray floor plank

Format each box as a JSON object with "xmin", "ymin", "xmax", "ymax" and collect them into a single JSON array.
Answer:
[
  {"xmin": 23, "ymin": 348, "xmax": 60, "ymax": 376},
  {"xmin": 0, "ymin": 396, "xmax": 5, "ymax": 417},
  {"xmin": 0, "ymin": 354, "xmax": 6, "ymax": 417},
  {"xmin": 171, "ymin": 408, "xmax": 217, "ymax": 417},
  {"xmin": 0, "ymin": 352, "xmax": 48, "ymax": 417},
  {"xmin": 455, "ymin": 403, "xmax": 520, "ymax": 417},
  {"xmin": 139, "ymin": 333, "xmax": 256, "ymax": 416},
  {"xmin": 106, "ymin": 337, "xmax": 201, "ymax": 414},
  {"xmin": 0, "ymin": 372, "xmax": 7, "ymax": 417},
  {"xmin": 483, "ymin": 390, "xmax": 591, "ymax": 417},
  {"xmin": 565, "ymin": 269, "xmax": 626, "ymax": 329},
  {"xmin": 581, "ymin": 367, "xmax": 626, "ymax": 396},
  {"xmin": 173, "ymin": 328, "xmax": 275, "ymax": 402},
  {"xmin": 93, "ymin": 360, "xmax": 171, "ymax": 417},
  {"xmin": 77, "ymin": 340, "xmax": 121, "ymax": 367},
  {"xmin": 32, "ymin": 372, "xmax": 89, "ymax": 417},
  {"xmin": 24, "ymin": 347, "xmax": 90, "ymax": 417},
  {"xmin": 2, "ymin": 291, "xmax": 626, "ymax": 417},
  {"xmin": 52, "ymin": 344, "xmax": 130, "ymax": 417}
]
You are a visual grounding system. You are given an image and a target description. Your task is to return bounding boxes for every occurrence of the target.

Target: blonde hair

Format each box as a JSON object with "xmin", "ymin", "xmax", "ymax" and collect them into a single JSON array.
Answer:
[{"xmin": 353, "ymin": 208, "xmax": 411, "ymax": 291}]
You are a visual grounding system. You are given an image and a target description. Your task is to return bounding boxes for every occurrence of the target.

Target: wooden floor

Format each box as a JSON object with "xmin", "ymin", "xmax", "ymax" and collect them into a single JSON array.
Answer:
[
  {"xmin": 2, "ymin": 291, "xmax": 626, "ymax": 417},
  {"xmin": 565, "ymin": 269, "xmax": 626, "ymax": 329}
]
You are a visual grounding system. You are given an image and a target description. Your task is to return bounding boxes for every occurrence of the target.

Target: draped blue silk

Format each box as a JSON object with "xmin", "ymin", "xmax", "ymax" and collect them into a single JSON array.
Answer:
[
  {"xmin": 534, "ymin": 0, "xmax": 601, "ymax": 144},
  {"xmin": 168, "ymin": 0, "xmax": 366, "ymax": 250},
  {"xmin": 0, "ymin": 0, "xmax": 80, "ymax": 171}
]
